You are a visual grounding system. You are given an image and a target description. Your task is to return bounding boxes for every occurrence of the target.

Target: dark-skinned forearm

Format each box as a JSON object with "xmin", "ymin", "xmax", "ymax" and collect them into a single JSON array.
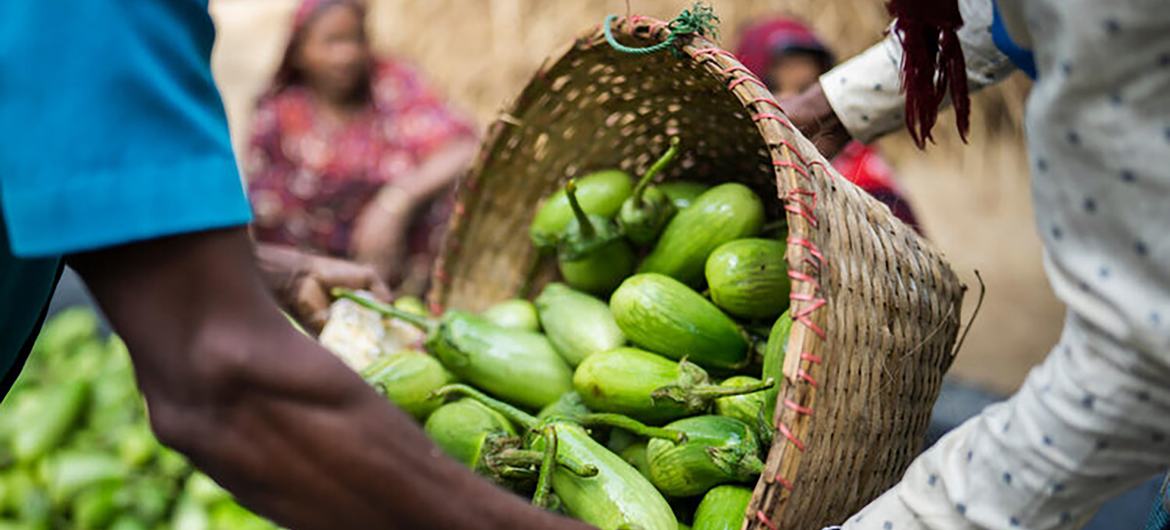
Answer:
[{"xmin": 70, "ymin": 228, "xmax": 587, "ymax": 530}]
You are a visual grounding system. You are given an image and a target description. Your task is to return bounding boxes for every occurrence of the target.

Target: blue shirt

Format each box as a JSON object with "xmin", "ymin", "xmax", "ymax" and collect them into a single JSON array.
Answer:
[{"xmin": 0, "ymin": 1, "xmax": 252, "ymax": 396}]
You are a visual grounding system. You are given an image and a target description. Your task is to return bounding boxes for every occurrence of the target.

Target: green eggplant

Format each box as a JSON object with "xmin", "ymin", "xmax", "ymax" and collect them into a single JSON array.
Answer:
[
  {"xmin": 692, "ymin": 485, "xmax": 752, "ymax": 530},
  {"xmin": 535, "ymin": 283, "xmax": 625, "ymax": 366},
  {"xmin": 30, "ymin": 307, "xmax": 99, "ymax": 359},
  {"xmin": 210, "ymin": 502, "xmax": 277, "ymax": 530},
  {"xmin": 573, "ymin": 348, "xmax": 772, "ymax": 425},
  {"xmin": 481, "ymin": 299, "xmax": 541, "ymax": 332},
  {"xmin": 71, "ymin": 482, "xmax": 120, "ymax": 530},
  {"xmin": 619, "ymin": 441, "xmax": 652, "ymax": 480},
  {"xmin": 610, "ymin": 274, "xmax": 749, "ymax": 370},
  {"xmin": 8, "ymin": 467, "xmax": 50, "ymax": 524},
  {"xmin": 360, "ymin": 350, "xmax": 455, "ymax": 420},
  {"xmin": 108, "ymin": 516, "xmax": 150, "ymax": 530},
  {"xmin": 117, "ymin": 424, "xmax": 159, "ymax": 469},
  {"xmin": 42, "ymin": 450, "xmax": 126, "ymax": 504},
  {"xmin": 618, "ymin": 137, "xmax": 680, "ymax": 246},
  {"xmin": 393, "ymin": 295, "xmax": 430, "ymax": 317},
  {"xmin": 530, "ymin": 170, "xmax": 634, "ymax": 249},
  {"xmin": 556, "ymin": 180, "xmax": 636, "ymax": 295},
  {"xmin": 184, "ymin": 473, "xmax": 231, "ymax": 507},
  {"xmin": 156, "ymin": 447, "xmax": 191, "ymax": 479},
  {"xmin": 639, "ymin": 183, "xmax": 765, "ymax": 285},
  {"xmin": 120, "ymin": 476, "xmax": 173, "ymax": 524},
  {"xmin": 705, "ymin": 239, "xmax": 790, "ymax": 319},
  {"xmin": 12, "ymin": 381, "xmax": 88, "ymax": 463},
  {"xmin": 646, "ymin": 416, "xmax": 764, "ymax": 497},
  {"xmin": 171, "ymin": 493, "xmax": 210, "ymax": 530},
  {"xmin": 762, "ymin": 310, "xmax": 792, "ymax": 407},
  {"xmin": 336, "ymin": 290, "xmax": 573, "ymax": 409},
  {"xmin": 537, "ymin": 391, "xmax": 592, "ymax": 424},
  {"xmin": 713, "ymin": 376, "xmax": 773, "ymax": 446},
  {"xmin": 658, "ymin": 181, "xmax": 709, "ymax": 211},
  {"xmin": 424, "ymin": 398, "xmax": 517, "ymax": 471},
  {"xmin": 437, "ymin": 385, "xmax": 678, "ymax": 530}
]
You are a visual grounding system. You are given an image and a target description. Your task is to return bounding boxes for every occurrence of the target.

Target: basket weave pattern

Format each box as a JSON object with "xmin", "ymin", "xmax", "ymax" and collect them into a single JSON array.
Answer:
[{"xmin": 429, "ymin": 17, "xmax": 965, "ymax": 530}]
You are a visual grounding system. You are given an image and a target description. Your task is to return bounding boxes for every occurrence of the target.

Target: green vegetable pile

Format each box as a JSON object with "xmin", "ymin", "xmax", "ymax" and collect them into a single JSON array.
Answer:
[
  {"xmin": 0, "ymin": 308, "xmax": 276, "ymax": 530},
  {"xmin": 332, "ymin": 137, "xmax": 796, "ymax": 530}
]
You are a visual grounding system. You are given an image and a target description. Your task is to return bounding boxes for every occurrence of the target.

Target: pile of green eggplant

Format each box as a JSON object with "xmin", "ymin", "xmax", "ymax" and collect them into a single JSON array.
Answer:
[
  {"xmin": 0, "ymin": 308, "xmax": 276, "ymax": 530},
  {"xmin": 330, "ymin": 137, "xmax": 796, "ymax": 530}
]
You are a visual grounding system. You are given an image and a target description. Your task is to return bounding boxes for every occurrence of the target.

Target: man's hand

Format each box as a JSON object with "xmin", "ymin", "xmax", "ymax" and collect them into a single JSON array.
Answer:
[
  {"xmin": 69, "ymin": 227, "xmax": 586, "ymax": 530},
  {"xmin": 780, "ymin": 83, "xmax": 853, "ymax": 160},
  {"xmin": 255, "ymin": 244, "xmax": 392, "ymax": 333}
]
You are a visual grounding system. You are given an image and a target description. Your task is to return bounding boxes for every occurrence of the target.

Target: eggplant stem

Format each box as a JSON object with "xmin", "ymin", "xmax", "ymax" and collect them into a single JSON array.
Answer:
[
  {"xmin": 580, "ymin": 413, "xmax": 688, "ymax": 445},
  {"xmin": 332, "ymin": 289, "xmax": 435, "ymax": 333},
  {"xmin": 742, "ymin": 453, "xmax": 766, "ymax": 475},
  {"xmin": 432, "ymin": 384, "xmax": 538, "ymax": 430},
  {"xmin": 531, "ymin": 427, "xmax": 557, "ymax": 509},
  {"xmin": 690, "ymin": 377, "xmax": 775, "ymax": 400},
  {"xmin": 564, "ymin": 179, "xmax": 596, "ymax": 239},
  {"xmin": 632, "ymin": 137, "xmax": 681, "ymax": 205},
  {"xmin": 555, "ymin": 451, "xmax": 599, "ymax": 477},
  {"xmin": 494, "ymin": 448, "xmax": 543, "ymax": 467},
  {"xmin": 498, "ymin": 466, "xmax": 538, "ymax": 480}
]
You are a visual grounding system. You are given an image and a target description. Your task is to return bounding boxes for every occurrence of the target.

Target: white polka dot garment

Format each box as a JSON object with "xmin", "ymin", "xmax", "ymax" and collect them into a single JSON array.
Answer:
[{"xmin": 818, "ymin": 0, "xmax": 1170, "ymax": 528}]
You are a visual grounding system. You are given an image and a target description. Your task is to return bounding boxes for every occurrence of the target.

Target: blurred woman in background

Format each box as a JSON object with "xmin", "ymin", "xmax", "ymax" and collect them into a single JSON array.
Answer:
[
  {"xmin": 246, "ymin": 0, "xmax": 478, "ymax": 296},
  {"xmin": 736, "ymin": 18, "xmax": 920, "ymax": 231}
]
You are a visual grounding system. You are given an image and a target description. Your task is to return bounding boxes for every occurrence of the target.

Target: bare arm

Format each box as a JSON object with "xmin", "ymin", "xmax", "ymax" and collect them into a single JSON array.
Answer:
[
  {"xmin": 69, "ymin": 227, "xmax": 586, "ymax": 530},
  {"xmin": 351, "ymin": 137, "xmax": 479, "ymax": 282}
]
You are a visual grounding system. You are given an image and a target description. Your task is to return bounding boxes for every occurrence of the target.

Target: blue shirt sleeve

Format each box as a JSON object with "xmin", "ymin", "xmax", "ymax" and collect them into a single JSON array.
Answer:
[{"xmin": 0, "ymin": 0, "xmax": 252, "ymax": 258}]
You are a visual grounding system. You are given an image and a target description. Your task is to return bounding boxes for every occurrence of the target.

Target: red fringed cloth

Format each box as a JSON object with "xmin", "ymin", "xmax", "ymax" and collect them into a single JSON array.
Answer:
[{"xmin": 886, "ymin": 0, "xmax": 970, "ymax": 148}]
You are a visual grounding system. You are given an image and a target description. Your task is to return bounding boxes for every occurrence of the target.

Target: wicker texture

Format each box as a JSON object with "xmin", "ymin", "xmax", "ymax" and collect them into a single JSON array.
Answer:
[{"xmin": 429, "ymin": 17, "xmax": 965, "ymax": 530}]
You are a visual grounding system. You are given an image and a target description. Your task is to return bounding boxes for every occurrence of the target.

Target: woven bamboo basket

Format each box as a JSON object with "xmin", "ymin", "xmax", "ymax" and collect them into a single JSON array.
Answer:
[{"xmin": 428, "ymin": 15, "xmax": 966, "ymax": 530}]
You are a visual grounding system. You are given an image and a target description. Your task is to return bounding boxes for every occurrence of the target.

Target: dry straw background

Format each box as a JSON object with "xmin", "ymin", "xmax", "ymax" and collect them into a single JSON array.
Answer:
[{"xmin": 209, "ymin": 0, "xmax": 1061, "ymax": 394}]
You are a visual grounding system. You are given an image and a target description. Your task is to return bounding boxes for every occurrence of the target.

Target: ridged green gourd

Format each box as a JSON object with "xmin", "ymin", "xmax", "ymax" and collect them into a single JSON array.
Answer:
[
  {"xmin": 610, "ymin": 273, "xmax": 749, "ymax": 370},
  {"xmin": 536, "ymin": 283, "xmax": 625, "ymax": 366},
  {"xmin": 424, "ymin": 399, "xmax": 516, "ymax": 470},
  {"xmin": 762, "ymin": 310, "xmax": 792, "ymax": 408},
  {"xmin": 646, "ymin": 416, "xmax": 764, "ymax": 497},
  {"xmin": 530, "ymin": 170, "xmax": 633, "ymax": 249},
  {"xmin": 335, "ymin": 290, "xmax": 573, "ymax": 409},
  {"xmin": 481, "ymin": 298, "xmax": 541, "ymax": 332},
  {"xmin": 658, "ymin": 181, "xmax": 709, "ymax": 211},
  {"xmin": 705, "ymin": 238, "xmax": 790, "ymax": 319},
  {"xmin": 573, "ymin": 348, "xmax": 773, "ymax": 425},
  {"xmin": 360, "ymin": 351, "xmax": 455, "ymax": 420},
  {"xmin": 639, "ymin": 183, "xmax": 764, "ymax": 285},
  {"xmin": 440, "ymin": 385, "xmax": 678, "ymax": 530},
  {"xmin": 692, "ymin": 485, "xmax": 752, "ymax": 530},
  {"xmin": 712, "ymin": 376, "xmax": 773, "ymax": 446},
  {"xmin": 557, "ymin": 180, "xmax": 636, "ymax": 295}
]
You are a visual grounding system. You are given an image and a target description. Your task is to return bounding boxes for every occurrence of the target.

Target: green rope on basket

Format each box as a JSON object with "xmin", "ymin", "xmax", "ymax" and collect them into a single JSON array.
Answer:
[{"xmin": 603, "ymin": 2, "xmax": 719, "ymax": 56}]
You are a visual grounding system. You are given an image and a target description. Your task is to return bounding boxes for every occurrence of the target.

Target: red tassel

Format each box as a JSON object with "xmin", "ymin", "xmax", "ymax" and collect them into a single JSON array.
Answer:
[{"xmin": 886, "ymin": 0, "xmax": 969, "ymax": 148}]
